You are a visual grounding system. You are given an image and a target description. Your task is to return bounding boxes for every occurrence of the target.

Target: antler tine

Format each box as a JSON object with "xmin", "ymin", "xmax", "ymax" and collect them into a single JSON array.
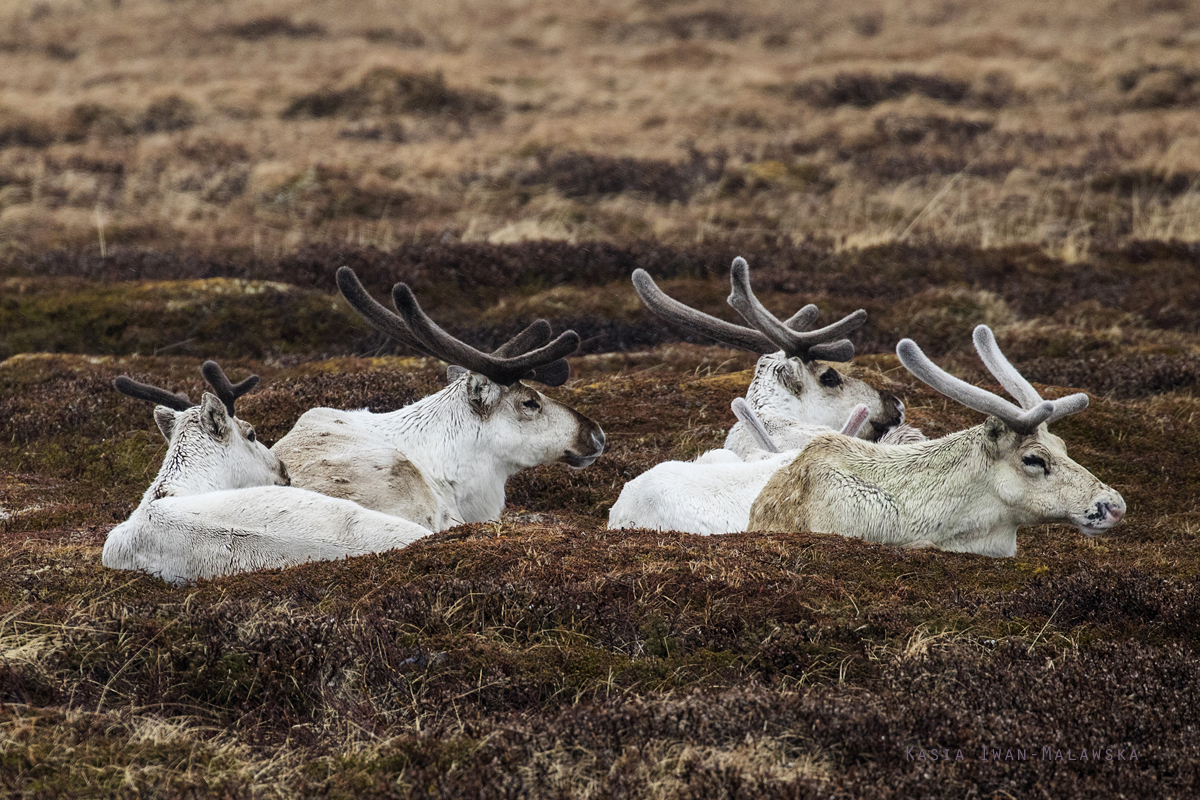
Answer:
[
  {"xmin": 972, "ymin": 325, "xmax": 1090, "ymax": 427},
  {"xmin": 490, "ymin": 319, "xmax": 571, "ymax": 386},
  {"xmin": 785, "ymin": 304, "xmax": 820, "ymax": 332},
  {"xmin": 632, "ymin": 268, "xmax": 776, "ymax": 354},
  {"xmin": 113, "ymin": 376, "xmax": 194, "ymax": 412},
  {"xmin": 492, "ymin": 320, "xmax": 552, "ymax": 358},
  {"xmin": 1045, "ymin": 392, "xmax": 1090, "ymax": 424},
  {"xmin": 526, "ymin": 358, "xmax": 571, "ymax": 387},
  {"xmin": 201, "ymin": 361, "xmax": 260, "ymax": 417},
  {"xmin": 839, "ymin": 404, "xmax": 872, "ymax": 438},
  {"xmin": 972, "ymin": 326, "xmax": 1044, "ymax": 410},
  {"xmin": 787, "ymin": 303, "xmax": 853, "ymax": 360},
  {"xmin": 897, "ymin": 338, "xmax": 1054, "ymax": 435},
  {"xmin": 808, "ymin": 339, "xmax": 856, "ymax": 362},
  {"xmin": 731, "ymin": 398, "xmax": 780, "ymax": 454},
  {"xmin": 336, "ymin": 266, "xmax": 433, "ymax": 356},
  {"xmin": 392, "ymin": 283, "xmax": 580, "ymax": 386},
  {"xmin": 727, "ymin": 257, "xmax": 865, "ymax": 363}
]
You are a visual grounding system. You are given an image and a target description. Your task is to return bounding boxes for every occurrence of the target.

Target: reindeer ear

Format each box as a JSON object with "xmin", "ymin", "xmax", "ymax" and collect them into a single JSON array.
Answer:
[
  {"xmin": 779, "ymin": 359, "xmax": 806, "ymax": 396},
  {"xmin": 982, "ymin": 416, "xmax": 1022, "ymax": 454},
  {"xmin": 199, "ymin": 392, "xmax": 231, "ymax": 439},
  {"xmin": 153, "ymin": 406, "xmax": 178, "ymax": 441},
  {"xmin": 446, "ymin": 365, "xmax": 468, "ymax": 383},
  {"xmin": 464, "ymin": 372, "xmax": 501, "ymax": 414}
]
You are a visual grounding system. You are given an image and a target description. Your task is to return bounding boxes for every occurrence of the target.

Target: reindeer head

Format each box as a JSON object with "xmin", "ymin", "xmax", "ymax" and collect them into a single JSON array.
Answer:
[
  {"xmin": 337, "ymin": 267, "xmax": 605, "ymax": 470},
  {"xmin": 898, "ymin": 325, "xmax": 1126, "ymax": 537},
  {"xmin": 633, "ymin": 257, "xmax": 903, "ymax": 438},
  {"xmin": 114, "ymin": 363, "xmax": 290, "ymax": 496}
]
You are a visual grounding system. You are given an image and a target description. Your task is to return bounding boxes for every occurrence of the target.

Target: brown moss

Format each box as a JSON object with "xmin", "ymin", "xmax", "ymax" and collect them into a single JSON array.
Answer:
[
  {"xmin": 509, "ymin": 148, "xmax": 727, "ymax": 204},
  {"xmin": 792, "ymin": 72, "xmax": 972, "ymax": 109},
  {"xmin": 215, "ymin": 16, "xmax": 327, "ymax": 40},
  {"xmin": 2, "ymin": 235, "xmax": 1200, "ymax": 794},
  {"xmin": 282, "ymin": 68, "xmax": 502, "ymax": 121}
]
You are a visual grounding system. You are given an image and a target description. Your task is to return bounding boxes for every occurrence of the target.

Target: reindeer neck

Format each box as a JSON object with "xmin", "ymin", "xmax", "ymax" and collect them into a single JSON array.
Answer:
[
  {"xmin": 844, "ymin": 424, "xmax": 1017, "ymax": 548},
  {"xmin": 376, "ymin": 381, "xmax": 477, "ymax": 445},
  {"xmin": 850, "ymin": 424, "xmax": 989, "ymax": 483},
  {"xmin": 745, "ymin": 355, "xmax": 799, "ymax": 416},
  {"xmin": 382, "ymin": 379, "xmax": 516, "ymax": 523},
  {"xmin": 372, "ymin": 380, "xmax": 506, "ymax": 493},
  {"xmin": 141, "ymin": 428, "xmax": 225, "ymax": 504}
]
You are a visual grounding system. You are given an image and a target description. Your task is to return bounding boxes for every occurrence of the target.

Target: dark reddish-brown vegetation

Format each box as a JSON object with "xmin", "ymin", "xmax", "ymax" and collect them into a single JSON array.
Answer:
[{"xmin": 2, "ymin": 237, "xmax": 1199, "ymax": 796}]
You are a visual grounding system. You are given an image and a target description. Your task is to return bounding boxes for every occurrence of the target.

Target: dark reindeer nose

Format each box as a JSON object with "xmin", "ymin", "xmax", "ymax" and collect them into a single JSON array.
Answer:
[
  {"xmin": 1099, "ymin": 501, "xmax": 1123, "ymax": 524},
  {"xmin": 885, "ymin": 393, "xmax": 904, "ymax": 425},
  {"xmin": 1086, "ymin": 499, "xmax": 1124, "ymax": 527}
]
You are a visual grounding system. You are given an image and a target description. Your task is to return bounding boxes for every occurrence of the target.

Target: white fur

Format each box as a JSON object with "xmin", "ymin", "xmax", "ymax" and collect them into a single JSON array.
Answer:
[
  {"xmin": 748, "ymin": 326, "xmax": 1125, "ymax": 556},
  {"xmin": 749, "ymin": 421, "xmax": 1126, "ymax": 557},
  {"xmin": 723, "ymin": 352, "xmax": 904, "ymax": 458},
  {"xmin": 103, "ymin": 393, "xmax": 431, "ymax": 585},
  {"xmin": 608, "ymin": 450, "xmax": 797, "ymax": 535},
  {"xmin": 608, "ymin": 401, "xmax": 876, "ymax": 535},
  {"xmin": 273, "ymin": 372, "xmax": 604, "ymax": 531}
]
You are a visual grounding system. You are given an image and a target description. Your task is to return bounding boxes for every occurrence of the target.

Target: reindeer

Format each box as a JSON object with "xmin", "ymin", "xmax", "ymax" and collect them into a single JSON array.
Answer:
[
  {"xmin": 271, "ymin": 268, "xmax": 606, "ymax": 531},
  {"xmin": 103, "ymin": 363, "xmax": 430, "ymax": 585},
  {"xmin": 607, "ymin": 399, "xmax": 871, "ymax": 535},
  {"xmin": 748, "ymin": 326, "xmax": 1126, "ymax": 556},
  {"xmin": 633, "ymin": 257, "xmax": 905, "ymax": 458}
]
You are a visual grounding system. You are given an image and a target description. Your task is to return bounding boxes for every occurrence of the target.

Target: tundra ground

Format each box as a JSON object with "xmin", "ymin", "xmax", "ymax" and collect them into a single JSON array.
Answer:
[
  {"xmin": 2, "ymin": 0, "xmax": 1199, "ymax": 796},
  {"xmin": 2, "ymin": 240, "xmax": 1200, "ymax": 798}
]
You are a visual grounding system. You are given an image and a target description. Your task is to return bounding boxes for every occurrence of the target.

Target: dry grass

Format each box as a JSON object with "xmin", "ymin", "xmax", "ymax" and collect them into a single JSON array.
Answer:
[
  {"xmin": 2, "ymin": 338, "xmax": 1200, "ymax": 795},
  {"xmin": 2, "ymin": 1, "xmax": 1200, "ymax": 796},
  {"xmin": 0, "ymin": 0, "xmax": 1198, "ymax": 257}
]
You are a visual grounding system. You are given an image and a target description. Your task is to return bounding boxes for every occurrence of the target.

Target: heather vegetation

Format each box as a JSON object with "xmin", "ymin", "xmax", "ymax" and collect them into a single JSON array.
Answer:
[{"xmin": 2, "ymin": 0, "xmax": 1199, "ymax": 797}]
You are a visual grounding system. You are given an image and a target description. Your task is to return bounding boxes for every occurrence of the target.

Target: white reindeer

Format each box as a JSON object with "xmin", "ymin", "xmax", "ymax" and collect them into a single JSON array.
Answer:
[
  {"xmin": 102, "ymin": 364, "xmax": 431, "ymax": 585},
  {"xmin": 607, "ymin": 399, "xmax": 871, "ymax": 535},
  {"xmin": 271, "ymin": 268, "xmax": 605, "ymax": 531},
  {"xmin": 749, "ymin": 326, "xmax": 1127, "ymax": 556},
  {"xmin": 633, "ymin": 256, "xmax": 906, "ymax": 458}
]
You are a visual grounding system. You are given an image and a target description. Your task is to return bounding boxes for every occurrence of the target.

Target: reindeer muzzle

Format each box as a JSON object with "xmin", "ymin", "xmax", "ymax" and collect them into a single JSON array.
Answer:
[
  {"xmin": 1075, "ymin": 493, "xmax": 1126, "ymax": 536},
  {"xmin": 562, "ymin": 428, "xmax": 606, "ymax": 468}
]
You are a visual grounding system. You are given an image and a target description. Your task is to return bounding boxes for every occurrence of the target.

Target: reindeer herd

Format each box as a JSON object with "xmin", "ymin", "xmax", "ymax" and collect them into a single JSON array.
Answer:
[{"xmin": 102, "ymin": 258, "xmax": 1125, "ymax": 584}]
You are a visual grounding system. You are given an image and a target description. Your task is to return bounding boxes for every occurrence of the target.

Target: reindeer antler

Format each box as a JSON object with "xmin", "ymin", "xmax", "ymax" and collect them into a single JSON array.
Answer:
[
  {"xmin": 730, "ymin": 398, "xmax": 780, "ymax": 454},
  {"xmin": 632, "ymin": 258, "xmax": 861, "ymax": 362},
  {"xmin": 337, "ymin": 267, "xmax": 576, "ymax": 386},
  {"xmin": 726, "ymin": 257, "xmax": 864, "ymax": 362},
  {"xmin": 839, "ymin": 404, "xmax": 872, "ymax": 438},
  {"xmin": 391, "ymin": 283, "xmax": 578, "ymax": 387},
  {"xmin": 201, "ymin": 361, "xmax": 260, "ymax": 417},
  {"xmin": 113, "ymin": 376, "xmax": 194, "ymax": 411},
  {"xmin": 488, "ymin": 318, "xmax": 570, "ymax": 385},
  {"xmin": 897, "ymin": 324, "xmax": 1089, "ymax": 435},
  {"xmin": 337, "ymin": 267, "xmax": 433, "ymax": 356},
  {"xmin": 634, "ymin": 268, "xmax": 778, "ymax": 353}
]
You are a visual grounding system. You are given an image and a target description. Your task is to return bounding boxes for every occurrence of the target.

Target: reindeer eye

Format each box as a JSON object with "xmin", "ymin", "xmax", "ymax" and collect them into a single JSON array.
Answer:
[
  {"xmin": 247, "ymin": 429, "xmax": 256, "ymax": 443},
  {"xmin": 819, "ymin": 369, "xmax": 842, "ymax": 388},
  {"xmin": 523, "ymin": 399, "xmax": 541, "ymax": 411},
  {"xmin": 1022, "ymin": 454, "xmax": 1047, "ymax": 474}
]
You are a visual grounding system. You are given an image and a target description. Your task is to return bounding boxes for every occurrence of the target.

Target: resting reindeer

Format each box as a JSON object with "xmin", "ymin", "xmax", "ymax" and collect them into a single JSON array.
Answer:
[
  {"xmin": 607, "ymin": 399, "xmax": 871, "ymax": 535},
  {"xmin": 272, "ymin": 268, "xmax": 605, "ymax": 531},
  {"xmin": 633, "ymin": 256, "xmax": 905, "ymax": 458},
  {"xmin": 748, "ymin": 326, "xmax": 1126, "ymax": 556},
  {"xmin": 102, "ymin": 363, "xmax": 430, "ymax": 585}
]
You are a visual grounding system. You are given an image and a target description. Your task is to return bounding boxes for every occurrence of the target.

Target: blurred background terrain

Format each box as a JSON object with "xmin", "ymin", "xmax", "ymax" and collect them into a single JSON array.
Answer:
[{"xmin": 2, "ymin": 0, "xmax": 1200, "ymax": 256}]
